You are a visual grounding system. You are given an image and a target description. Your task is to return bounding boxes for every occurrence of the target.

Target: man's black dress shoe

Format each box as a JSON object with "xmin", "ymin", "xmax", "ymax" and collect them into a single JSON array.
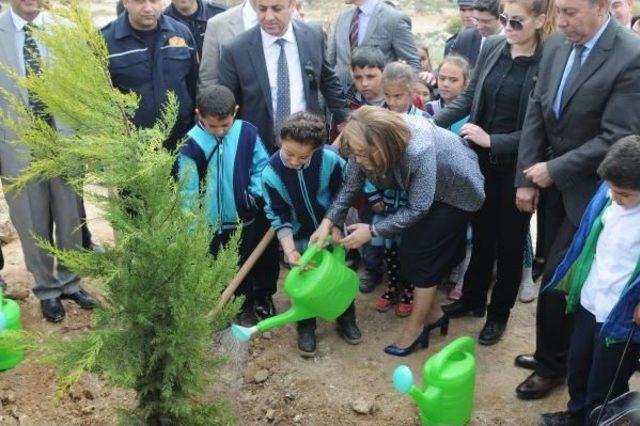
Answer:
[
  {"xmin": 538, "ymin": 411, "xmax": 583, "ymax": 426},
  {"xmin": 442, "ymin": 300, "xmax": 486, "ymax": 318},
  {"xmin": 41, "ymin": 298, "xmax": 65, "ymax": 323},
  {"xmin": 254, "ymin": 296, "xmax": 276, "ymax": 320},
  {"xmin": 516, "ymin": 372, "xmax": 564, "ymax": 400},
  {"xmin": 478, "ymin": 320, "xmax": 506, "ymax": 346},
  {"xmin": 61, "ymin": 289, "xmax": 99, "ymax": 309},
  {"xmin": 515, "ymin": 354, "xmax": 539, "ymax": 370}
]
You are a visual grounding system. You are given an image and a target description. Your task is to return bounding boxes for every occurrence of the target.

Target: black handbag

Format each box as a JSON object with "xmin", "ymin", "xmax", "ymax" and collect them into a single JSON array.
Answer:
[{"xmin": 588, "ymin": 325, "xmax": 640, "ymax": 426}]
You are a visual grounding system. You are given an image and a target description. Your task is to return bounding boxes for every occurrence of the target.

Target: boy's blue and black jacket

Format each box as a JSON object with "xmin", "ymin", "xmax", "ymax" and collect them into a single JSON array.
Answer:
[
  {"xmin": 262, "ymin": 147, "xmax": 345, "ymax": 240},
  {"xmin": 544, "ymin": 182, "xmax": 640, "ymax": 345},
  {"xmin": 177, "ymin": 119, "xmax": 269, "ymax": 232}
]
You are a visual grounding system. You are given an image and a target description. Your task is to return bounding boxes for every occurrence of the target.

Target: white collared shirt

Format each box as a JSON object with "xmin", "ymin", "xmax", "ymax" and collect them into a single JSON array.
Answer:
[
  {"xmin": 356, "ymin": 0, "xmax": 378, "ymax": 46},
  {"xmin": 581, "ymin": 200, "xmax": 640, "ymax": 322},
  {"xmin": 260, "ymin": 23, "xmax": 306, "ymax": 119},
  {"xmin": 10, "ymin": 8, "xmax": 46, "ymax": 77},
  {"xmin": 242, "ymin": 0, "xmax": 258, "ymax": 30}
]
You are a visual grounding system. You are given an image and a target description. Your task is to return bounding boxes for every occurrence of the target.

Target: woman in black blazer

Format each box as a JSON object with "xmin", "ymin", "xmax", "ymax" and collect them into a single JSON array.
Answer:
[{"xmin": 434, "ymin": 0, "xmax": 555, "ymax": 345}]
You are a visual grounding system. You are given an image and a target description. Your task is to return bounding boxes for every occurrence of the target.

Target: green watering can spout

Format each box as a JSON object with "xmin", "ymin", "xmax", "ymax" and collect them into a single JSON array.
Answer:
[{"xmin": 233, "ymin": 243, "xmax": 358, "ymax": 341}]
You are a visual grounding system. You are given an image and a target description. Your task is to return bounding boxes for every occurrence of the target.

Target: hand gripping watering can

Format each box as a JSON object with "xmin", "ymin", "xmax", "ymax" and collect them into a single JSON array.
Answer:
[
  {"xmin": 0, "ymin": 289, "xmax": 25, "ymax": 371},
  {"xmin": 232, "ymin": 244, "xmax": 358, "ymax": 340},
  {"xmin": 393, "ymin": 336, "xmax": 476, "ymax": 426}
]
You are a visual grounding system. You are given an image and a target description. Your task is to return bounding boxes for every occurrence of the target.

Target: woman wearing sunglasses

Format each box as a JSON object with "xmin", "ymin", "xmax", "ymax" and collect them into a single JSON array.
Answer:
[{"xmin": 433, "ymin": 0, "xmax": 555, "ymax": 345}]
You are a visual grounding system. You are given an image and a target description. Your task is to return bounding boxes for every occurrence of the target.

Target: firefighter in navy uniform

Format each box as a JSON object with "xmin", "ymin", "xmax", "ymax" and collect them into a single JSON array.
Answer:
[
  {"xmin": 102, "ymin": 0, "xmax": 199, "ymax": 152},
  {"xmin": 163, "ymin": 0, "xmax": 226, "ymax": 57}
]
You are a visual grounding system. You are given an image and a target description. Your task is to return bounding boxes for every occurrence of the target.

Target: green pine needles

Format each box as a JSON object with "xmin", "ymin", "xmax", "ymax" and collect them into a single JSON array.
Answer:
[{"xmin": 0, "ymin": 1, "xmax": 241, "ymax": 424}]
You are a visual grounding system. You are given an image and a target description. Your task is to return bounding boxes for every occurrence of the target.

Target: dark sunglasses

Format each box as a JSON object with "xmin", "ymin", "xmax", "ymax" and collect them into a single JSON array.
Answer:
[{"xmin": 499, "ymin": 14, "xmax": 524, "ymax": 31}]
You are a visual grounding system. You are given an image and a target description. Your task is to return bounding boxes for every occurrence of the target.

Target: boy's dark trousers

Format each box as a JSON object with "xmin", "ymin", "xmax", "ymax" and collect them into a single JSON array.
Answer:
[
  {"xmin": 209, "ymin": 223, "xmax": 257, "ymax": 310},
  {"xmin": 251, "ymin": 211, "xmax": 280, "ymax": 300},
  {"xmin": 567, "ymin": 306, "xmax": 640, "ymax": 422},
  {"xmin": 297, "ymin": 302, "xmax": 357, "ymax": 334}
]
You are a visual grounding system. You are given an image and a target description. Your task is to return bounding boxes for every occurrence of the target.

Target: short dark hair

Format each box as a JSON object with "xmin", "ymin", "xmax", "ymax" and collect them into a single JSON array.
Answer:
[
  {"xmin": 350, "ymin": 47, "xmax": 385, "ymax": 71},
  {"xmin": 196, "ymin": 85, "xmax": 236, "ymax": 119},
  {"xmin": 473, "ymin": 0, "xmax": 500, "ymax": 17},
  {"xmin": 279, "ymin": 112, "xmax": 327, "ymax": 149},
  {"xmin": 597, "ymin": 135, "xmax": 640, "ymax": 190}
]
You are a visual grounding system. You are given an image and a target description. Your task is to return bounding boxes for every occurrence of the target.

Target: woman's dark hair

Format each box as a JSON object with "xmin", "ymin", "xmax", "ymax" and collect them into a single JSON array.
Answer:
[
  {"xmin": 279, "ymin": 112, "xmax": 328, "ymax": 149},
  {"xmin": 597, "ymin": 135, "xmax": 640, "ymax": 191},
  {"xmin": 350, "ymin": 47, "xmax": 385, "ymax": 71},
  {"xmin": 196, "ymin": 85, "xmax": 237, "ymax": 119}
]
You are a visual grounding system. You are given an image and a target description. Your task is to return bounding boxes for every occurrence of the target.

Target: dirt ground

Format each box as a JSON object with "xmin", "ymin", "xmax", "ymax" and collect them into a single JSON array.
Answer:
[
  {"xmin": 0, "ymin": 1, "xmax": 628, "ymax": 425},
  {"xmin": 0, "ymin": 192, "xmax": 572, "ymax": 426}
]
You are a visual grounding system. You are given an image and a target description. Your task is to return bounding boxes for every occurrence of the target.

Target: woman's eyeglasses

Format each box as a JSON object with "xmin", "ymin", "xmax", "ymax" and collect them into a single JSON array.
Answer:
[{"xmin": 499, "ymin": 14, "xmax": 524, "ymax": 31}]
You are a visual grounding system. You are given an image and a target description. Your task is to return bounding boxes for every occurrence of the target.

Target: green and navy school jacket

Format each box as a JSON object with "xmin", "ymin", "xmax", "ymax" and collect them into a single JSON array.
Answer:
[
  {"xmin": 262, "ymin": 147, "xmax": 345, "ymax": 242},
  {"xmin": 545, "ymin": 183, "xmax": 640, "ymax": 345},
  {"xmin": 178, "ymin": 119, "xmax": 269, "ymax": 233}
]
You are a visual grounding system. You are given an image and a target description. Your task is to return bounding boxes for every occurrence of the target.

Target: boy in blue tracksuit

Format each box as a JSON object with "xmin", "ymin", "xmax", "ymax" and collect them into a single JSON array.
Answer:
[
  {"xmin": 539, "ymin": 136, "xmax": 640, "ymax": 426},
  {"xmin": 262, "ymin": 112, "xmax": 362, "ymax": 358},
  {"xmin": 177, "ymin": 85, "xmax": 269, "ymax": 326}
]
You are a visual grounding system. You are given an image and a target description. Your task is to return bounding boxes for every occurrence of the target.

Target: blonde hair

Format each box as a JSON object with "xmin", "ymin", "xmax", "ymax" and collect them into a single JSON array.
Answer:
[
  {"xmin": 503, "ymin": 0, "xmax": 556, "ymax": 41},
  {"xmin": 338, "ymin": 106, "xmax": 411, "ymax": 177}
]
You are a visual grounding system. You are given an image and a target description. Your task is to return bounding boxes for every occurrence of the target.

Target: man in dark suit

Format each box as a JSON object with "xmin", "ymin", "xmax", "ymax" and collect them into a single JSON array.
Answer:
[
  {"xmin": 218, "ymin": 0, "xmax": 347, "ymax": 321},
  {"xmin": 449, "ymin": 0, "xmax": 501, "ymax": 67},
  {"xmin": 218, "ymin": 0, "xmax": 348, "ymax": 152},
  {"xmin": 514, "ymin": 0, "xmax": 640, "ymax": 406},
  {"xmin": 444, "ymin": 0, "xmax": 476, "ymax": 57}
]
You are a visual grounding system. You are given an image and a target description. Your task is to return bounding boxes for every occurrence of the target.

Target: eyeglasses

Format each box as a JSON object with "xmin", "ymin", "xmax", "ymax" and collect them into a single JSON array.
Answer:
[{"xmin": 499, "ymin": 14, "xmax": 524, "ymax": 31}]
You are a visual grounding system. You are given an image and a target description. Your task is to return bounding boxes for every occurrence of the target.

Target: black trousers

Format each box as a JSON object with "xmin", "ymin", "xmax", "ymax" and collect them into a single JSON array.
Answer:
[
  {"xmin": 535, "ymin": 191, "xmax": 546, "ymax": 260},
  {"xmin": 209, "ymin": 222, "xmax": 257, "ymax": 309},
  {"xmin": 460, "ymin": 162, "xmax": 531, "ymax": 323},
  {"xmin": 534, "ymin": 186, "xmax": 577, "ymax": 378},
  {"xmin": 251, "ymin": 211, "xmax": 279, "ymax": 299},
  {"xmin": 567, "ymin": 306, "xmax": 640, "ymax": 421}
]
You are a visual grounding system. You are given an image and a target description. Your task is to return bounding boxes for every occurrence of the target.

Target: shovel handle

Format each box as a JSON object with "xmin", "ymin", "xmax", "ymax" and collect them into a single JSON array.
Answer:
[{"xmin": 215, "ymin": 228, "xmax": 276, "ymax": 312}]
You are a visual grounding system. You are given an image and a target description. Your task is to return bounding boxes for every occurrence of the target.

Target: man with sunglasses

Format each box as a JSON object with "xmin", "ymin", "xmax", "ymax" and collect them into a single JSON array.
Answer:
[
  {"xmin": 515, "ymin": 0, "xmax": 640, "ymax": 408},
  {"xmin": 448, "ymin": 0, "xmax": 501, "ymax": 67}
]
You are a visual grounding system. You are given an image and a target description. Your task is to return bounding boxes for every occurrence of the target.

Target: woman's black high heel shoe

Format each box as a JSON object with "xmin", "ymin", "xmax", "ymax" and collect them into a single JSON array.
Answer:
[
  {"xmin": 383, "ymin": 315, "xmax": 449, "ymax": 357},
  {"xmin": 426, "ymin": 315, "xmax": 449, "ymax": 336},
  {"xmin": 384, "ymin": 327, "xmax": 430, "ymax": 357}
]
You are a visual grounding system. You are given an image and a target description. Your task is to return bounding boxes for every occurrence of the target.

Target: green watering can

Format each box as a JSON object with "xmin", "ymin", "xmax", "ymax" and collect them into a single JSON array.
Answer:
[
  {"xmin": 232, "ymin": 244, "xmax": 358, "ymax": 341},
  {"xmin": 393, "ymin": 336, "xmax": 476, "ymax": 426},
  {"xmin": 0, "ymin": 289, "xmax": 25, "ymax": 371}
]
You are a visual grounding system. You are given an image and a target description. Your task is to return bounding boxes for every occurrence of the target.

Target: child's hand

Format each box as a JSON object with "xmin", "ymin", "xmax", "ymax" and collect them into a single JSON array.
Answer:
[
  {"xmin": 634, "ymin": 303, "xmax": 640, "ymax": 326},
  {"xmin": 371, "ymin": 201, "xmax": 384, "ymax": 214},
  {"xmin": 286, "ymin": 250, "xmax": 301, "ymax": 266}
]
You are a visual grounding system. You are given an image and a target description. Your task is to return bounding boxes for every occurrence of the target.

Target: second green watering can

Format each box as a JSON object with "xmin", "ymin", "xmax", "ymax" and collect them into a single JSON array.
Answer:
[
  {"xmin": 393, "ymin": 336, "xmax": 476, "ymax": 425},
  {"xmin": 232, "ymin": 244, "xmax": 358, "ymax": 340},
  {"xmin": 0, "ymin": 289, "xmax": 25, "ymax": 371}
]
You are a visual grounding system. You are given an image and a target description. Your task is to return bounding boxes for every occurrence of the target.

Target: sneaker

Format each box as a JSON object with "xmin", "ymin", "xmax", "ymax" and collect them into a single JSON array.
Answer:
[
  {"xmin": 519, "ymin": 280, "xmax": 538, "ymax": 303},
  {"xmin": 375, "ymin": 285, "xmax": 397, "ymax": 312},
  {"xmin": 297, "ymin": 327, "xmax": 317, "ymax": 358},
  {"xmin": 254, "ymin": 296, "xmax": 276, "ymax": 320},
  {"xmin": 395, "ymin": 289, "xmax": 413, "ymax": 317},
  {"xmin": 359, "ymin": 270, "xmax": 382, "ymax": 293}
]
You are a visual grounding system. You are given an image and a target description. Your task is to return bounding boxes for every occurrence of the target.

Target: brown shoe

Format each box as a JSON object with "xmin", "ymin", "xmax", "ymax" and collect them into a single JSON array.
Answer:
[
  {"xmin": 515, "ymin": 354, "xmax": 539, "ymax": 370},
  {"xmin": 516, "ymin": 373, "xmax": 564, "ymax": 400}
]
